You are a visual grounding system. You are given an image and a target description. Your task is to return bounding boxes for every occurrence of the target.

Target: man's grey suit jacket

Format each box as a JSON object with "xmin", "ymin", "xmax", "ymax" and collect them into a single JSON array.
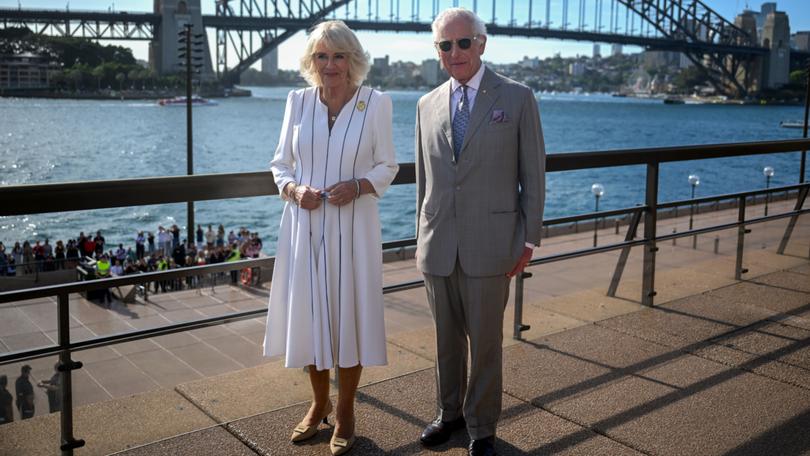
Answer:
[{"xmin": 416, "ymin": 67, "xmax": 546, "ymax": 278}]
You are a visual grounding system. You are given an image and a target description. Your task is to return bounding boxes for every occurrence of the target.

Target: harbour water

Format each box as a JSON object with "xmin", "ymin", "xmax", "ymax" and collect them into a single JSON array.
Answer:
[{"xmin": 0, "ymin": 86, "xmax": 806, "ymax": 253}]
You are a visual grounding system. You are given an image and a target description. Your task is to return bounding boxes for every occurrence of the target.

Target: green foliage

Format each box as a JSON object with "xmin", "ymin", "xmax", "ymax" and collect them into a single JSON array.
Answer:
[
  {"xmin": 789, "ymin": 70, "xmax": 807, "ymax": 87},
  {"xmin": 1, "ymin": 31, "xmax": 181, "ymax": 92},
  {"xmin": 45, "ymin": 36, "xmax": 136, "ymax": 68},
  {"xmin": 673, "ymin": 66, "xmax": 709, "ymax": 92}
]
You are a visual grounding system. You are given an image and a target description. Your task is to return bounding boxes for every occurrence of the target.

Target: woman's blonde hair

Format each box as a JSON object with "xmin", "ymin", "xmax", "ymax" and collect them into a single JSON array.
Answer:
[{"xmin": 299, "ymin": 20, "xmax": 370, "ymax": 87}]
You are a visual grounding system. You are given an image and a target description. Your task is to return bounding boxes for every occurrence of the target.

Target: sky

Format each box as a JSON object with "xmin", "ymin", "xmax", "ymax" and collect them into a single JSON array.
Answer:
[{"xmin": 2, "ymin": 0, "xmax": 809, "ymax": 69}]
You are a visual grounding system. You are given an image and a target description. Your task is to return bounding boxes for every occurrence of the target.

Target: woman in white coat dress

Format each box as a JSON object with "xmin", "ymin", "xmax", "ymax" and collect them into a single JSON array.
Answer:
[{"xmin": 263, "ymin": 20, "xmax": 398, "ymax": 456}]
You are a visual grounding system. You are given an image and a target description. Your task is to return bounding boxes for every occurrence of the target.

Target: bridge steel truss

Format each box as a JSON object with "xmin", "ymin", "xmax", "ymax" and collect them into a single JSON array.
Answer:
[
  {"xmin": 214, "ymin": 0, "xmax": 351, "ymax": 84},
  {"xmin": 617, "ymin": 0, "xmax": 759, "ymax": 96},
  {"xmin": 0, "ymin": 9, "xmax": 158, "ymax": 40},
  {"xmin": 210, "ymin": 0, "xmax": 765, "ymax": 95},
  {"xmin": 1, "ymin": 0, "xmax": 769, "ymax": 95}
]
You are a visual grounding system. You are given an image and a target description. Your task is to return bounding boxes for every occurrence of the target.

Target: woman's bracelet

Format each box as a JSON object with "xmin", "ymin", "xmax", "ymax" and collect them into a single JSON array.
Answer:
[{"xmin": 352, "ymin": 178, "xmax": 361, "ymax": 199}]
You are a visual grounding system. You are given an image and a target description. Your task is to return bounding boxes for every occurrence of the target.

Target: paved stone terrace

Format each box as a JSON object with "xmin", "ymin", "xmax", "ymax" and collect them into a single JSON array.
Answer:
[
  {"xmin": 0, "ymin": 201, "xmax": 807, "ymax": 455},
  {"xmin": 116, "ymin": 262, "xmax": 810, "ymax": 456}
]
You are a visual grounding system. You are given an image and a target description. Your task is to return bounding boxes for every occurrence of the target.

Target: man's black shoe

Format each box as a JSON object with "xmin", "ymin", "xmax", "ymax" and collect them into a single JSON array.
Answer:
[
  {"xmin": 469, "ymin": 436, "xmax": 496, "ymax": 456},
  {"xmin": 419, "ymin": 416, "xmax": 466, "ymax": 447}
]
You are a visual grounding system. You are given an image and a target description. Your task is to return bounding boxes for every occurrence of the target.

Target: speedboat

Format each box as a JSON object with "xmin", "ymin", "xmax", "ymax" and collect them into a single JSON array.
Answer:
[
  {"xmin": 157, "ymin": 95, "xmax": 218, "ymax": 107},
  {"xmin": 779, "ymin": 120, "xmax": 805, "ymax": 129}
]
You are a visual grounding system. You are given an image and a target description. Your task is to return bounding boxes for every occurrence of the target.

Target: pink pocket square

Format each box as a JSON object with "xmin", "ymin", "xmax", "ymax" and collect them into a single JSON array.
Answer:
[{"xmin": 490, "ymin": 109, "xmax": 508, "ymax": 123}]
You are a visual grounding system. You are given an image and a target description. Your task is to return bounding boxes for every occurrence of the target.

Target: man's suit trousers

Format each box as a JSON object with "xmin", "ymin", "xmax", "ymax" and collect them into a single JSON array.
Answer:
[{"xmin": 423, "ymin": 259, "xmax": 510, "ymax": 440}]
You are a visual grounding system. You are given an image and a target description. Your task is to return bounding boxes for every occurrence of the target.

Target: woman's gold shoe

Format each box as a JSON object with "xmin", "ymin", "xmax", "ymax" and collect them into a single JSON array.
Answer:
[
  {"xmin": 290, "ymin": 402, "xmax": 333, "ymax": 443},
  {"xmin": 329, "ymin": 433, "xmax": 356, "ymax": 456}
]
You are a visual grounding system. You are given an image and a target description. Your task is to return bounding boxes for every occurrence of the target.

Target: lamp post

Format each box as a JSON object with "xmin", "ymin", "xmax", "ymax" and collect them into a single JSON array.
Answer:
[
  {"xmin": 591, "ymin": 183, "xmax": 604, "ymax": 247},
  {"xmin": 688, "ymin": 174, "xmax": 700, "ymax": 249},
  {"xmin": 688, "ymin": 174, "xmax": 700, "ymax": 229},
  {"xmin": 178, "ymin": 24, "xmax": 205, "ymax": 241},
  {"xmin": 801, "ymin": 57, "xmax": 809, "ymax": 183},
  {"xmin": 763, "ymin": 166, "xmax": 774, "ymax": 216}
]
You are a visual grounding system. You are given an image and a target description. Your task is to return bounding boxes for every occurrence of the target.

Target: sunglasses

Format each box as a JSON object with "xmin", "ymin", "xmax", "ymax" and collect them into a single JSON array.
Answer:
[{"xmin": 435, "ymin": 35, "xmax": 480, "ymax": 53}]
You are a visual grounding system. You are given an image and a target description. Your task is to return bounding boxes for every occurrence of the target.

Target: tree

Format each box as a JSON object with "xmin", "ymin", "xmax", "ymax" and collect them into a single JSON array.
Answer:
[
  {"xmin": 673, "ymin": 66, "xmax": 708, "ymax": 93},
  {"xmin": 115, "ymin": 72, "xmax": 125, "ymax": 91},
  {"xmin": 66, "ymin": 68, "xmax": 83, "ymax": 92},
  {"xmin": 91, "ymin": 65, "xmax": 105, "ymax": 91},
  {"xmin": 127, "ymin": 68, "xmax": 141, "ymax": 89},
  {"xmin": 789, "ymin": 70, "xmax": 807, "ymax": 87}
]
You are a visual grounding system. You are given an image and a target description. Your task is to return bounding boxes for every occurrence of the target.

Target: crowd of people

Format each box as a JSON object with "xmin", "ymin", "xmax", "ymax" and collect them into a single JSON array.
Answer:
[{"xmin": 0, "ymin": 224, "xmax": 264, "ymax": 288}]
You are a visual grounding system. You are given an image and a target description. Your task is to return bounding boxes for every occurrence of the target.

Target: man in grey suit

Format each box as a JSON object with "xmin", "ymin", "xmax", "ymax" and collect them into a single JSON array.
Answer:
[{"xmin": 415, "ymin": 7, "xmax": 545, "ymax": 456}]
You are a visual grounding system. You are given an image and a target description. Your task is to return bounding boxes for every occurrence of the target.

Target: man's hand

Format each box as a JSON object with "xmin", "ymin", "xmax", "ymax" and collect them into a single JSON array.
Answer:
[{"xmin": 506, "ymin": 246, "xmax": 533, "ymax": 278}]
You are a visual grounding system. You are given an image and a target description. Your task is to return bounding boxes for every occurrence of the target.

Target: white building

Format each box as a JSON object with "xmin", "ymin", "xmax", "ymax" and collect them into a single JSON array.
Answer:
[
  {"xmin": 421, "ymin": 59, "xmax": 443, "ymax": 86},
  {"xmin": 792, "ymin": 31, "xmax": 810, "ymax": 51},
  {"xmin": 520, "ymin": 56, "xmax": 541, "ymax": 69}
]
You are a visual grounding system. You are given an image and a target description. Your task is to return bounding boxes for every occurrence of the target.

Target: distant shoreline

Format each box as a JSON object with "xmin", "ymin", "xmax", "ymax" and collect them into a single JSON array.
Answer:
[
  {"xmin": 1, "ymin": 85, "xmax": 802, "ymax": 106},
  {"xmin": 0, "ymin": 87, "xmax": 252, "ymax": 100}
]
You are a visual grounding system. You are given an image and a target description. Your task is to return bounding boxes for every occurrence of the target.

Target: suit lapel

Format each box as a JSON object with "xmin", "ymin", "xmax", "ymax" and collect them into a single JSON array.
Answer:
[
  {"xmin": 460, "ymin": 68, "xmax": 500, "ymax": 155},
  {"xmin": 436, "ymin": 81, "xmax": 454, "ymax": 161}
]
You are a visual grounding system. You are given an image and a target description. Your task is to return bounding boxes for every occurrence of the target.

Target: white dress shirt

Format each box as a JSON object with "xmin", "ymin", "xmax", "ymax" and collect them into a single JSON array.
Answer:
[{"xmin": 450, "ymin": 63, "xmax": 486, "ymax": 122}]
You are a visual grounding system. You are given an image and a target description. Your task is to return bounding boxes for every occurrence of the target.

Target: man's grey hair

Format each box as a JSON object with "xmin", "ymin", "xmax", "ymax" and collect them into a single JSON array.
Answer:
[{"xmin": 431, "ymin": 8, "xmax": 487, "ymax": 40}]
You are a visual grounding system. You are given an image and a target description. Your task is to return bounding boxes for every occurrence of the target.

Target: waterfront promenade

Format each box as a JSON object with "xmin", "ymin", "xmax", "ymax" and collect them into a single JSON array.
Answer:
[{"xmin": 0, "ymin": 198, "xmax": 808, "ymax": 455}]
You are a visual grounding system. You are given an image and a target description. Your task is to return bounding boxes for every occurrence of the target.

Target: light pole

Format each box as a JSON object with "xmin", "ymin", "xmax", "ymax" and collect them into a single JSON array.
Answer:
[
  {"xmin": 801, "ymin": 57, "xmax": 809, "ymax": 184},
  {"xmin": 178, "ymin": 24, "xmax": 205, "ymax": 242},
  {"xmin": 688, "ymin": 174, "xmax": 700, "ymax": 249},
  {"xmin": 591, "ymin": 183, "xmax": 604, "ymax": 247},
  {"xmin": 763, "ymin": 166, "xmax": 774, "ymax": 216}
]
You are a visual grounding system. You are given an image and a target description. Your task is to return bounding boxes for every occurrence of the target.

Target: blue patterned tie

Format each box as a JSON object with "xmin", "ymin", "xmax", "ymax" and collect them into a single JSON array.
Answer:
[{"xmin": 452, "ymin": 85, "xmax": 470, "ymax": 161}]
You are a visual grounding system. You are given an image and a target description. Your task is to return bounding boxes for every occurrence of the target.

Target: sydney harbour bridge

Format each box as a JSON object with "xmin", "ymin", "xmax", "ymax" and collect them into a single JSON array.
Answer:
[{"xmin": 0, "ymin": 0, "xmax": 803, "ymax": 96}]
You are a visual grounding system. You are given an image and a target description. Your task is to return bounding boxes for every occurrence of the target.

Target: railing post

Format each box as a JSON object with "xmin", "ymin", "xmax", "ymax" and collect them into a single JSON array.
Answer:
[
  {"xmin": 607, "ymin": 207, "xmax": 643, "ymax": 297},
  {"xmin": 735, "ymin": 196, "xmax": 749, "ymax": 280},
  {"xmin": 57, "ymin": 293, "xmax": 84, "ymax": 455},
  {"xmin": 513, "ymin": 271, "xmax": 532, "ymax": 340},
  {"xmin": 776, "ymin": 186, "xmax": 808, "ymax": 254},
  {"xmin": 642, "ymin": 163, "xmax": 659, "ymax": 307}
]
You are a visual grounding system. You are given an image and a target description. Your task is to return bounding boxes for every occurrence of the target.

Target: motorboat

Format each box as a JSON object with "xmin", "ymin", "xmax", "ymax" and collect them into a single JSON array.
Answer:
[
  {"xmin": 157, "ymin": 95, "xmax": 218, "ymax": 107},
  {"xmin": 779, "ymin": 120, "xmax": 806, "ymax": 129}
]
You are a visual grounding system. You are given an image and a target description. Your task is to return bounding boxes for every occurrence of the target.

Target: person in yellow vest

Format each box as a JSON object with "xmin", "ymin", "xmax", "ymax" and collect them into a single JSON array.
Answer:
[
  {"xmin": 95, "ymin": 255, "xmax": 112, "ymax": 305},
  {"xmin": 226, "ymin": 247, "xmax": 241, "ymax": 284},
  {"xmin": 96, "ymin": 255, "xmax": 111, "ymax": 277},
  {"xmin": 156, "ymin": 256, "xmax": 168, "ymax": 293}
]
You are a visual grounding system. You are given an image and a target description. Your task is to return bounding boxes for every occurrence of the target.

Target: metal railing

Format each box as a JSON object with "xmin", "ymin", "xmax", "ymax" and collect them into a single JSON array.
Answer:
[{"xmin": 0, "ymin": 138, "xmax": 809, "ymax": 455}]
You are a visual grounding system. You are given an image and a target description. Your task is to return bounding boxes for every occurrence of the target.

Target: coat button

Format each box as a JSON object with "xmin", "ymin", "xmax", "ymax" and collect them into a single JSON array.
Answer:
[{"xmin": 456, "ymin": 186, "xmax": 461, "ymax": 191}]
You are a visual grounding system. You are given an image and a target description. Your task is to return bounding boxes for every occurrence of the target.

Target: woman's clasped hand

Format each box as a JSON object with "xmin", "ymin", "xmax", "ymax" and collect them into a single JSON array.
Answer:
[{"xmin": 289, "ymin": 180, "xmax": 360, "ymax": 209}]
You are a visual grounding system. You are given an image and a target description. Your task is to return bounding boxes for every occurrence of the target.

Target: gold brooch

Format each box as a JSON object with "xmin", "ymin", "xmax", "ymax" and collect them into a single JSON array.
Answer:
[{"xmin": 357, "ymin": 100, "xmax": 366, "ymax": 112}]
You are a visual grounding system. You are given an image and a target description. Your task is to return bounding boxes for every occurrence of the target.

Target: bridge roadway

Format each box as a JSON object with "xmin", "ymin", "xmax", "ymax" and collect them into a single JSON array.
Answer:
[
  {"xmin": 0, "ymin": 7, "xmax": 769, "ymax": 56},
  {"xmin": 0, "ymin": 198, "xmax": 808, "ymax": 455}
]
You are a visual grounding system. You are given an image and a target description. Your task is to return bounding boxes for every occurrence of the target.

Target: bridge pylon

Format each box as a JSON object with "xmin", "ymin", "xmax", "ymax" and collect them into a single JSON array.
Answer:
[{"xmin": 150, "ymin": 0, "xmax": 214, "ymax": 80}]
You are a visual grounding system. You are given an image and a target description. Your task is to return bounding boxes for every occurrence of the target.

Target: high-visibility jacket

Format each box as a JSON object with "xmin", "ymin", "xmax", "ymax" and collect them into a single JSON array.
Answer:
[
  {"xmin": 225, "ymin": 250, "xmax": 241, "ymax": 262},
  {"xmin": 96, "ymin": 259, "xmax": 111, "ymax": 277}
]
